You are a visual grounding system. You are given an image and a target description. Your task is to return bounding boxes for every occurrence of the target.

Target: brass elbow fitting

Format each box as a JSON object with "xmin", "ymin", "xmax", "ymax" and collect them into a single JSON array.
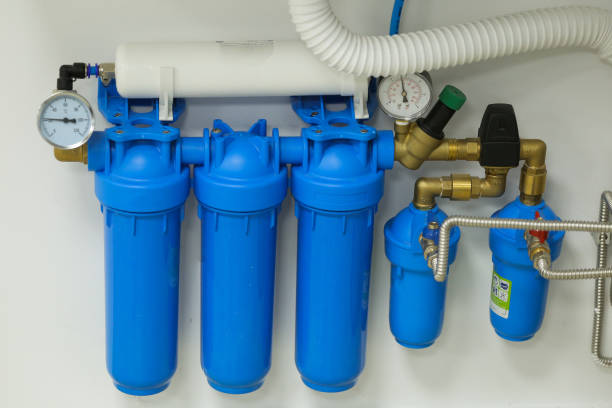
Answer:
[
  {"xmin": 413, "ymin": 168, "xmax": 510, "ymax": 210},
  {"xmin": 394, "ymin": 121, "xmax": 443, "ymax": 170},
  {"xmin": 54, "ymin": 144, "xmax": 88, "ymax": 164},
  {"xmin": 519, "ymin": 139, "xmax": 547, "ymax": 206}
]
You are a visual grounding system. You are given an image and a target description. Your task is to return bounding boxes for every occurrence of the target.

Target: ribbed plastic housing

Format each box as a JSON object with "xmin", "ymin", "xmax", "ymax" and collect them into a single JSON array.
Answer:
[
  {"xmin": 93, "ymin": 124, "xmax": 190, "ymax": 395},
  {"xmin": 193, "ymin": 120, "xmax": 288, "ymax": 394},
  {"xmin": 384, "ymin": 204, "xmax": 460, "ymax": 348},
  {"xmin": 291, "ymin": 124, "xmax": 392, "ymax": 392},
  {"xmin": 489, "ymin": 197, "xmax": 565, "ymax": 341}
]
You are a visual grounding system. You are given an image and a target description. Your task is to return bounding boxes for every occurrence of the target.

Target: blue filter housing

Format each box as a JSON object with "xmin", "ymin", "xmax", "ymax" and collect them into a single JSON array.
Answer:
[
  {"xmin": 194, "ymin": 120, "xmax": 288, "ymax": 394},
  {"xmin": 89, "ymin": 120, "xmax": 190, "ymax": 395},
  {"xmin": 384, "ymin": 204, "xmax": 460, "ymax": 348},
  {"xmin": 489, "ymin": 197, "xmax": 565, "ymax": 341},
  {"xmin": 290, "ymin": 96, "xmax": 395, "ymax": 392}
]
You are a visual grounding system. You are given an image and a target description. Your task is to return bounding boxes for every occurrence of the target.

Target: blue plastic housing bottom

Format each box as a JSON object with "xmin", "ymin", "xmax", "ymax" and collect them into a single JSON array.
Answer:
[
  {"xmin": 199, "ymin": 205, "xmax": 279, "ymax": 394},
  {"xmin": 104, "ymin": 206, "xmax": 183, "ymax": 396},
  {"xmin": 490, "ymin": 256, "xmax": 549, "ymax": 342},
  {"xmin": 390, "ymin": 266, "xmax": 449, "ymax": 348},
  {"xmin": 385, "ymin": 204, "xmax": 460, "ymax": 348},
  {"xmin": 489, "ymin": 198, "xmax": 565, "ymax": 341},
  {"xmin": 294, "ymin": 203, "xmax": 375, "ymax": 392}
]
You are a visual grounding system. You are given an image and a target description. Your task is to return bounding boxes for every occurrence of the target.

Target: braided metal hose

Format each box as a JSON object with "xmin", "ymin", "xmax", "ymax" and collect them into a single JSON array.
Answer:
[
  {"xmin": 535, "ymin": 257, "xmax": 612, "ymax": 280},
  {"xmin": 592, "ymin": 191, "xmax": 612, "ymax": 366},
  {"xmin": 434, "ymin": 217, "xmax": 612, "ymax": 283}
]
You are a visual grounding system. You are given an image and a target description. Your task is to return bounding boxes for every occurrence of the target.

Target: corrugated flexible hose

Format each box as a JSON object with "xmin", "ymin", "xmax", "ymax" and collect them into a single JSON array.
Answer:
[
  {"xmin": 592, "ymin": 192, "xmax": 612, "ymax": 366},
  {"xmin": 288, "ymin": 1, "xmax": 612, "ymax": 76}
]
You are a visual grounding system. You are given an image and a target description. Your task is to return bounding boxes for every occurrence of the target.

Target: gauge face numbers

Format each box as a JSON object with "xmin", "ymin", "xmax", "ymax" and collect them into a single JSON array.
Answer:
[
  {"xmin": 38, "ymin": 91, "xmax": 94, "ymax": 149},
  {"xmin": 378, "ymin": 74, "xmax": 433, "ymax": 121}
]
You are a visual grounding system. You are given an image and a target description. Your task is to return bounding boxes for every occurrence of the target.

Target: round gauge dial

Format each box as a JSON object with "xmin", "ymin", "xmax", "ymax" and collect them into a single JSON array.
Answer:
[
  {"xmin": 377, "ymin": 73, "xmax": 433, "ymax": 121},
  {"xmin": 37, "ymin": 91, "xmax": 94, "ymax": 149}
]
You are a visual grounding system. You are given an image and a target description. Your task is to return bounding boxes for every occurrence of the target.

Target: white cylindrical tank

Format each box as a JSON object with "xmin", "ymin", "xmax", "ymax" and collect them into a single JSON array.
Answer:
[{"xmin": 115, "ymin": 40, "xmax": 369, "ymax": 105}]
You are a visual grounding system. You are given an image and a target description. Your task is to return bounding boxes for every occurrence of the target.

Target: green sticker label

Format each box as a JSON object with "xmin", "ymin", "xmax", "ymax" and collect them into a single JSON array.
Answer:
[{"xmin": 490, "ymin": 270, "xmax": 511, "ymax": 319}]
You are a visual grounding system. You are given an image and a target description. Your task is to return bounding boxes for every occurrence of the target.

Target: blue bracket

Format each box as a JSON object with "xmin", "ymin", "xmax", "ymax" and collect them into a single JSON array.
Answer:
[
  {"xmin": 291, "ymin": 95, "xmax": 360, "ymax": 126},
  {"xmin": 291, "ymin": 83, "xmax": 378, "ymax": 127},
  {"xmin": 97, "ymin": 79, "xmax": 186, "ymax": 126}
]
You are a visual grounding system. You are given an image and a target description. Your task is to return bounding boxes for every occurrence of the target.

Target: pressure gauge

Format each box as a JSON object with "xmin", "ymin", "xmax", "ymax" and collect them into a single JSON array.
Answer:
[
  {"xmin": 377, "ymin": 73, "xmax": 434, "ymax": 121},
  {"xmin": 37, "ymin": 90, "xmax": 94, "ymax": 149}
]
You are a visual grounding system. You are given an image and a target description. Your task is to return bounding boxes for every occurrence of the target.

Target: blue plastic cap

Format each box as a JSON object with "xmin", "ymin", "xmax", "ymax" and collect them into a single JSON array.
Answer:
[
  {"xmin": 291, "ymin": 124, "xmax": 387, "ymax": 211},
  {"xmin": 490, "ymin": 197, "xmax": 565, "ymax": 267},
  {"xmin": 94, "ymin": 125, "xmax": 190, "ymax": 213},
  {"xmin": 385, "ymin": 204, "xmax": 460, "ymax": 272},
  {"xmin": 194, "ymin": 121, "xmax": 288, "ymax": 213}
]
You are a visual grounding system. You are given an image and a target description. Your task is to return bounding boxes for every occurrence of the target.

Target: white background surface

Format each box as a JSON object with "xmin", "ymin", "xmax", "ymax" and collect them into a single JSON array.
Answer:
[{"xmin": 2, "ymin": 0, "xmax": 612, "ymax": 407}]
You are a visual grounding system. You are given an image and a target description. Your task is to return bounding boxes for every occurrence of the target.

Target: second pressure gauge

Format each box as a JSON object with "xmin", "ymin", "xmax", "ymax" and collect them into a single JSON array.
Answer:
[
  {"xmin": 37, "ymin": 90, "xmax": 94, "ymax": 149},
  {"xmin": 377, "ymin": 73, "xmax": 433, "ymax": 121}
]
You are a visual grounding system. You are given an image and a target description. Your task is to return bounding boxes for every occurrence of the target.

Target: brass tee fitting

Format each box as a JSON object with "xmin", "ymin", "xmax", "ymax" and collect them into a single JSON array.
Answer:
[
  {"xmin": 394, "ymin": 121, "xmax": 443, "ymax": 170},
  {"xmin": 54, "ymin": 145, "xmax": 88, "ymax": 164}
]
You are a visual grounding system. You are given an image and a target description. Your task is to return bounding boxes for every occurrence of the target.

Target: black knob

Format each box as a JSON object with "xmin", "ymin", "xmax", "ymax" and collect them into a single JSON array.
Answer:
[{"xmin": 478, "ymin": 104, "xmax": 520, "ymax": 168}]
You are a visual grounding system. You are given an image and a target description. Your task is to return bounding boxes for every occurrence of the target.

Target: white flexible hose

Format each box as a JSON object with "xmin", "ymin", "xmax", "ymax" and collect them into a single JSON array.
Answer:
[{"xmin": 288, "ymin": 0, "xmax": 612, "ymax": 77}]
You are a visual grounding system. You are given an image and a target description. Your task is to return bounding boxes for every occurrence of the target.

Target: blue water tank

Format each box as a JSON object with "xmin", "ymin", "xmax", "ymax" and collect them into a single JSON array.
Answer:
[
  {"xmin": 384, "ymin": 204, "xmax": 460, "ymax": 348},
  {"xmin": 193, "ymin": 120, "xmax": 288, "ymax": 394},
  {"xmin": 291, "ymin": 123, "xmax": 394, "ymax": 392},
  {"xmin": 489, "ymin": 197, "xmax": 565, "ymax": 341},
  {"xmin": 92, "ymin": 124, "xmax": 190, "ymax": 395}
]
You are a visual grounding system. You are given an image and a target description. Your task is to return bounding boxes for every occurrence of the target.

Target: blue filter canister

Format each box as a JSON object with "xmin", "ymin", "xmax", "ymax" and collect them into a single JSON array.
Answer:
[
  {"xmin": 489, "ymin": 197, "xmax": 565, "ymax": 341},
  {"xmin": 291, "ymin": 122, "xmax": 394, "ymax": 392},
  {"xmin": 384, "ymin": 204, "xmax": 460, "ymax": 348},
  {"xmin": 91, "ymin": 124, "xmax": 190, "ymax": 395},
  {"xmin": 194, "ymin": 120, "xmax": 288, "ymax": 394}
]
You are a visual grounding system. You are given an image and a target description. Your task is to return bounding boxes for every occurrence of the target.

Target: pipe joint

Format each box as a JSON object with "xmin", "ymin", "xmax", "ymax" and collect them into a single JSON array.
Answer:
[
  {"xmin": 54, "ymin": 145, "xmax": 88, "ymax": 164},
  {"xmin": 394, "ymin": 121, "xmax": 442, "ymax": 170},
  {"xmin": 427, "ymin": 138, "xmax": 481, "ymax": 161},
  {"xmin": 519, "ymin": 139, "xmax": 547, "ymax": 205},
  {"xmin": 413, "ymin": 168, "xmax": 509, "ymax": 210}
]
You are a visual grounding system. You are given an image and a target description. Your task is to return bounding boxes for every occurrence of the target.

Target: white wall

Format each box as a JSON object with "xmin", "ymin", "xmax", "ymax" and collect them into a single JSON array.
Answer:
[{"xmin": 2, "ymin": 0, "xmax": 612, "ymax": 406}]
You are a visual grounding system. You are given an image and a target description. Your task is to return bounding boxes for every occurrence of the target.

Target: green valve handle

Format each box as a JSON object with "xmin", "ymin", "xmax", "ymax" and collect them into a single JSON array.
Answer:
[
  {"xmin": 417, "ymin": 84, "xmax": 467, "ymax": 140},
  {"xmin": 439, "ymin": 85, "xmax": 467, "ymax": 111}
]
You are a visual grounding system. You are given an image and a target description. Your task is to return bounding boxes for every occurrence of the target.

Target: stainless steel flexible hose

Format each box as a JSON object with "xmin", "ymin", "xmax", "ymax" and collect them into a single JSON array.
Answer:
[
  {"xmin": 535, "ymin": 257, "xmax": 612, "ymax": 280},
  {"xmin": 434, "ymin": 217, "xmax": 612, "ymax": 283},
  {"xmin": 592, "ymin": 191, "xmax": 612, "ymax": 366}
]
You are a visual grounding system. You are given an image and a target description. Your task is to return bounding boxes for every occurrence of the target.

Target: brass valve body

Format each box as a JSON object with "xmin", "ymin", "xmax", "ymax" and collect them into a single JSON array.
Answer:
[{"xmin": 394, "ymin": 121, "xmax": 443, "ymax": 170}]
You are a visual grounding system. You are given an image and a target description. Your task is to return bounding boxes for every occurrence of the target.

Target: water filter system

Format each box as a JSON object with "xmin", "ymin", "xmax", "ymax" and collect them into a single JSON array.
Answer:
[{"xmin": 37, "ymin": 0, "xmax": 612, "ymax": 396}]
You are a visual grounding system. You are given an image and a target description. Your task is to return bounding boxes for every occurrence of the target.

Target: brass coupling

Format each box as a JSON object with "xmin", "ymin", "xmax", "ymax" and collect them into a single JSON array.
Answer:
[
  {"xmin": 427, "ymin": 138, "xmax": 481, "ymax": 162},
  {"xmin": 519, "ymin": 139, "xmax": 547, "ymax": 206},
  {"xmin": 525, "ymin": 230, "xmax": 551, "ymax": 269},
  {"xmin": 54, "ymin": 144, "xmax": 88, "ymax": 164},
  {"xmin": 419, "ymin": 222, "xmax": 440, "ymax": 270},
  {"xmin": 394, "ymin": 121, "xmax": 443, "ymax": 170},
  {"xmin": 413, "ymin": 167, "xmax": 510, "ymax": 210}
]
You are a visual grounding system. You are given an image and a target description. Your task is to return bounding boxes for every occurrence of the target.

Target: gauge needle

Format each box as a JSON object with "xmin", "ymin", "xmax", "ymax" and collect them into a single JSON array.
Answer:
[
  {"xmin": 400, "ymin": 76, "xmax": 408, "ymax": 103},
  {"xmin": 44, "ymin": 118, "xmax": 77, "ymax": 124}
]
